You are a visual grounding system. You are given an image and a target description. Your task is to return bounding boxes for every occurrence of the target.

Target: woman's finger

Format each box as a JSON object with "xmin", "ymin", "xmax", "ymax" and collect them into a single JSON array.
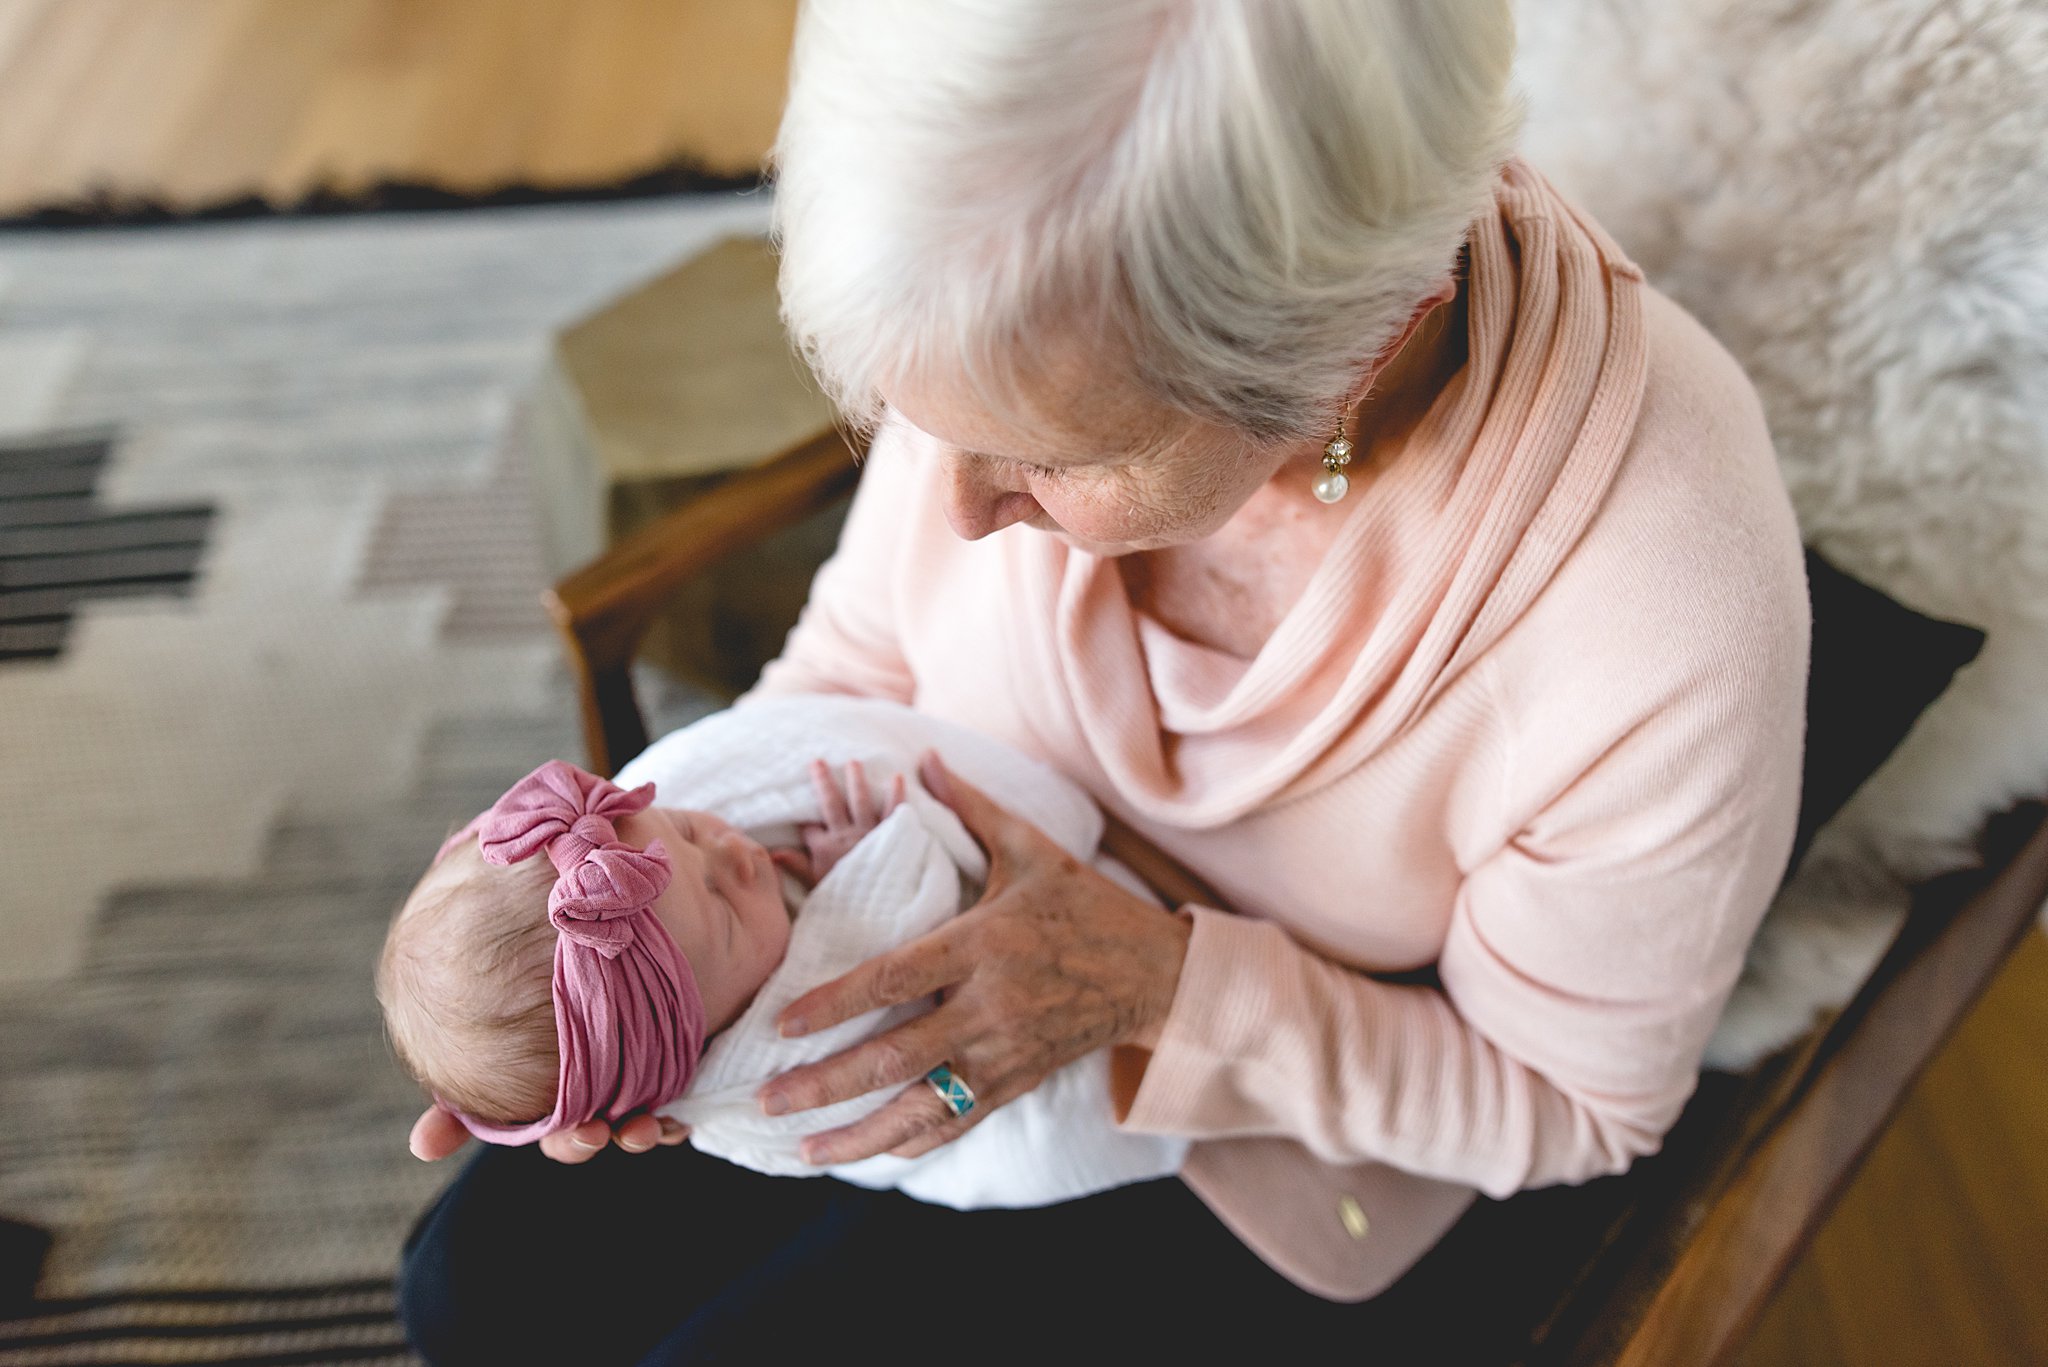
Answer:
[
  {"xmin": 537, "ymin": 1119, "xmax": 614, "ymax": 1165},
  {"xmin": 656, "ymin": 1116, "xmax": 690, "ymax": 1146},
  {"xmin": 888, "ymin": 772, "xmax": 909, "ymax": 813},
  {"xmin": 917, "ymin": 751, "xmax": 1029, "ymax": 871},
  {"xmin": 611, "ymin": 1112, "xmax": 664, "ymax": 1154},
  {"xmin": 887, "ymin": 1105, "xmax": 982, "ymax": 1160},
  {"xmin": 759, "ymin": 1009, "xmax": 955, "ymax": 1117},
  {"xmin": 887, "ymin": 1065, "xmax": 1012, "ymax": 1159},
  {"xmin": 777, "ymin": 922, "xmax": 969, "ymax": 1038},
  {"xmin": 845, "ymin": 758, "xmax": 874, "ymax": 826},
  {"xmin": 810, "ymin": 757, "xmax": 851, "ymax": 829},
  {"xmin": 799, "ymin": 1078, "xmax": 961, "ymax": 1167},
  {"xmin": 408, "ymin": 1104, "xmax": 470, "ymax": 1161}
]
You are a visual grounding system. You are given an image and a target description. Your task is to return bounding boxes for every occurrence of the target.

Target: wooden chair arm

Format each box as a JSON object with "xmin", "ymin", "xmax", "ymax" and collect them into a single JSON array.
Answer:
[
  {"xmin": 1101, "ymin": 813, "xmax": 1229, "ymax": 912},
  {"xmin": 544, "ymin": 427, "xmax": 864, "ymax": 776}
]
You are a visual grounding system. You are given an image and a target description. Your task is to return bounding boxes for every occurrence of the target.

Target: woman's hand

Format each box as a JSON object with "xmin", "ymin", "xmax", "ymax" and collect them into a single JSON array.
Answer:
[
  {"xmin": 406, "ymin": 1105, "xmax": 690, "ymax": 1165},
  {"xmin": 757, "ymin": 750, "xmax": 1193, "ymax": 1166},
  {"xmin": 770, "ymin": 758, "xmax": 909, "ymax": 888}
]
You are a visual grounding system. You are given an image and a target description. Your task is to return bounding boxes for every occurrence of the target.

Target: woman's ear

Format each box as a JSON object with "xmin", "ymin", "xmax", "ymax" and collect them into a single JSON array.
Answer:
[{"xmin": 1365, "ymin": 278, "xmax": 1460, "ymax": 379}]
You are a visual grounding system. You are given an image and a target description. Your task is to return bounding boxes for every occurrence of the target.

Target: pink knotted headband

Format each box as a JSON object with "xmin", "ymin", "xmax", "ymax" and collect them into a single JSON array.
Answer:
[{"xmin": 435, "ymin": 760, "xmax": 708, "ymax": 1145}]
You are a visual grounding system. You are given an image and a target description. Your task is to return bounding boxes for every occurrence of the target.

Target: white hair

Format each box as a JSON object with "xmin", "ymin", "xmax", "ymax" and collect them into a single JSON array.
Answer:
[{"xmin": 771, "ymin": 0, "xmax": 1520, "ymax": 444}]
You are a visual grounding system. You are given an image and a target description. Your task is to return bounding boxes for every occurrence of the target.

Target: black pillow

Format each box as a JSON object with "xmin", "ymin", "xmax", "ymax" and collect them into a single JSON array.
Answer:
[{"xmin": 1783, "ymin": 548, "xmax": 1987, "ymax": 884}]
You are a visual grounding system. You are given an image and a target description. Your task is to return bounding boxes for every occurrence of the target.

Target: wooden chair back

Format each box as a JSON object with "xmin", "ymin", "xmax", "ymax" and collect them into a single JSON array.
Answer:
[{"xmin": 543, "ymin": 433, "xmax": 2048, "ymax": 1365}]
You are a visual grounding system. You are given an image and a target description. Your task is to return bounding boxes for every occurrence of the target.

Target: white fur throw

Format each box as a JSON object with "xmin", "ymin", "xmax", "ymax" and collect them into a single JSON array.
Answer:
[{"xmin": 1514, "ymin": 0, "xmax": 2048, "ymax": 1066}]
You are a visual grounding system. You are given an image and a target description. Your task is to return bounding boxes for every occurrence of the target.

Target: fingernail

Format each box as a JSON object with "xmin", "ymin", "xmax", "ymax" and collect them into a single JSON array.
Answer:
[
  {"xmin": 569, "ymin": 1134, "xmax": 602, "ymax": 1152},
  {"xmin": 919, "ymin": 752, "xmax": 952, "ymax": 800},
  {"xmin": 619, "ymin": 1138, "xmax": 650, "ymax": 1153},
  {"xmin": 780, "ymin": 1016, "xmax": 807, "ymax": 1038},
  {"xmin": 760, "ymin": 1091, "xmax": 789, "ymax": 1116}
]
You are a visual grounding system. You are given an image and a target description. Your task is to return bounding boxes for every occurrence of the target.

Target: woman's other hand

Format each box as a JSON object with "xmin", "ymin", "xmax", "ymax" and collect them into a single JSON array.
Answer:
[
  {"xmin": 757, "ymin": 751, "xmax": 1192, "ymax": 1166},
  {"xmin": 771, "ymin": 758, "xmax": 910, "ymax": 887},
  {"xmin": 406, "ymin": 1105, "xmax": 690, "ymax": 1165}
]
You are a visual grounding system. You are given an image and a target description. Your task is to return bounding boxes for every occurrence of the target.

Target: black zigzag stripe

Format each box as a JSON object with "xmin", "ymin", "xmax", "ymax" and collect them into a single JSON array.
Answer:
[
  {"xmin": 0, "ymin": 432, "xmax": 216, "ymax": 662},
  {"xmin": 0, "ymin": 1278, "xmax": 412, "ymax": 1365}
]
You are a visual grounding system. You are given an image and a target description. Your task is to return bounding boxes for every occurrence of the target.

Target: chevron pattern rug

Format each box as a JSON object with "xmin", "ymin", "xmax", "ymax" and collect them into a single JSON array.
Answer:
[{"xmin": 0, "ymin": 198, "xmax": 756, "ymax": 1362}]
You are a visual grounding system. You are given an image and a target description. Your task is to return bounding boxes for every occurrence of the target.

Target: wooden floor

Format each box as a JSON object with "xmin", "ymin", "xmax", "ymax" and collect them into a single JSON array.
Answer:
[
  {"xmin": 2, "ymin": 4, "xmax": 2045, "ymax": 1361},
  {"xmin": 0, "ymin": 0, "xmax": 797, "ymax": 215},
  {"xmin": 1739, "ymin": 928, "xmax": 2048, "ymax": 1367}
]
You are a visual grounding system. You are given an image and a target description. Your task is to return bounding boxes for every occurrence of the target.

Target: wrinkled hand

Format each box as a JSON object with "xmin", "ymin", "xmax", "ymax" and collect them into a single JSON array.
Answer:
[
  {"xmin": 757, "ymin": 750, "xmax": 1192, "ymax": 1166},
  {"xmin": 407, "ymin": 1105, "xmax": 690, "ymax": 1165},
  {"xmin": 771, "ymin": 758, "xmax": 909, "ymax": 888}
]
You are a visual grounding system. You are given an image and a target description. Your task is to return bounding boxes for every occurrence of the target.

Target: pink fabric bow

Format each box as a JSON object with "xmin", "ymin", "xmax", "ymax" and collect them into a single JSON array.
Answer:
[{"xmin": 439, "ymin": 760, "xmax": 708, "ymax": 1145}]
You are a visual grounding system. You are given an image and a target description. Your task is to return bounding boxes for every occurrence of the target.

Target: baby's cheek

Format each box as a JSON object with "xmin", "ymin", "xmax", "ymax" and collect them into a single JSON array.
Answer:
[{"xmin": 755, "ymin": 909, "xmax": 794, "ymax": 982}]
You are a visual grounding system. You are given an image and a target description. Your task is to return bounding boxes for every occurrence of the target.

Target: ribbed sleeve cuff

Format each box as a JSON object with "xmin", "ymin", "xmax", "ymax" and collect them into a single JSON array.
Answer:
[{"xmin": 1115, "ymin": 905, "xmax": 1296, "ymax": 1137}]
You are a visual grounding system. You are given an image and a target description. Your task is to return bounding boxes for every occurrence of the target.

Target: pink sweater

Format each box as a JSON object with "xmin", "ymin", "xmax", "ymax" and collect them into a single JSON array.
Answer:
[{"xmin": 747, "ymin": 162, "xmax": 1810, "ymax": 1299}]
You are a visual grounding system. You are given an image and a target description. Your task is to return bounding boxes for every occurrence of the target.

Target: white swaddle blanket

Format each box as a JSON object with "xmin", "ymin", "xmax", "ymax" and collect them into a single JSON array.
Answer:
[{"xmin": 614, "ymin": 694, "xmax": 1189, "ymax": 1210}]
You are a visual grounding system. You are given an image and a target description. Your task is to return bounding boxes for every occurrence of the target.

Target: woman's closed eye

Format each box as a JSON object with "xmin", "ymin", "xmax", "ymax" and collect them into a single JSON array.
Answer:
[{"xmin": 961, "ymin": 443, "xmax": 1075, "ymax": 482}]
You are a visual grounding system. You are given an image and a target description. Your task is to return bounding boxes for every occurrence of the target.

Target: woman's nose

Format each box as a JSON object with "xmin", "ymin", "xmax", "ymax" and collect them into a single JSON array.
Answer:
[{"xmin": 938, "ymin": 451, "xmax": 1041, "ymax": 541}]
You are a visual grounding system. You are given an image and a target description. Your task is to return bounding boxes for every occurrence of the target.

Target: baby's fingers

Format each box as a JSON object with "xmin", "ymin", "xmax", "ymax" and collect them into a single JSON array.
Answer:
[
  {"xmin": 809, "ymin": 758, "xmax": 852, "ymax": 829},
  {"xmin": 844, "ymin": 759, "xmax": 875, "ymax": 826},
  {"xmin": 770, "ymin": 846, "xmax": 816, "ymax": 887}
]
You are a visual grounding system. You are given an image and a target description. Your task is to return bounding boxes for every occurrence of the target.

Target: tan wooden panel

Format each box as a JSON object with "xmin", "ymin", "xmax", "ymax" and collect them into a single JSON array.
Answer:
[
  {"xmin": 0, "ymin": 0, "xmax": 796, "ymax": 215},
  {"xmin": 1742, "ymin": 929, "xmax": 2048, "ymax": 1365}
]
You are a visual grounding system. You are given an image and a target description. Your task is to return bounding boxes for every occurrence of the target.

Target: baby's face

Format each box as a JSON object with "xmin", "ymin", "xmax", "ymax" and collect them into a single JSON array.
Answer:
[{"xmin": 619, "ymin": 806, "xmax": 793, "ymax": 1033}]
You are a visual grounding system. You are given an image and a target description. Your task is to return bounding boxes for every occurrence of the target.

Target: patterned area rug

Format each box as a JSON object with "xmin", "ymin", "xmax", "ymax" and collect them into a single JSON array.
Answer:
[{"xmin": 0, "ymin": 198, "xmax": 757, "ymax": 1360}]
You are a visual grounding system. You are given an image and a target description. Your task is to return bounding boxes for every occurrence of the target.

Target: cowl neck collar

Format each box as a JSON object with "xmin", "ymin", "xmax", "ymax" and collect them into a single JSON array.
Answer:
[{"xmin": 1026, "ymin": 160, "xmax": 1650, "ymax": 829}]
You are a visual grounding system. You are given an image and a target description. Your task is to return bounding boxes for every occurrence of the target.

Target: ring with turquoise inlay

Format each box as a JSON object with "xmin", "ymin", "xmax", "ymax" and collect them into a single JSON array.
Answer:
[{"xmin": 924, "ymin": 1063, "xmax": 976, "ymax": 1118}]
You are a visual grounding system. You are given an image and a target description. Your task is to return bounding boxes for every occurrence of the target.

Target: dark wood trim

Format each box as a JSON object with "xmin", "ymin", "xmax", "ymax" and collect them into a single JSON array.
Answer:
[{"xmin": 544, "ymin": 427, "xmax": 863, "ymax": 776}]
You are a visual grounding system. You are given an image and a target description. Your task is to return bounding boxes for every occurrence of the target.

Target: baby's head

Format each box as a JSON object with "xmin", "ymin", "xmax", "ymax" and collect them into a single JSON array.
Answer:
[
  {"xmin": 377, "ymin": 762, "xmax": 794, "ymax": 1140},
  {"xmin": 379, "ymin": 844, "xmax": 563, "ymax": 1127}
]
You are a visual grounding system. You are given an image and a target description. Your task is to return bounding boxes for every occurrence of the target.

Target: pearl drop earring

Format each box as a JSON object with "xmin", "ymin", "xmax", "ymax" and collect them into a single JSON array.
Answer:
[{"xmin": 1313, "ymin": 412, "xmax": 1354, "ymax": 504}]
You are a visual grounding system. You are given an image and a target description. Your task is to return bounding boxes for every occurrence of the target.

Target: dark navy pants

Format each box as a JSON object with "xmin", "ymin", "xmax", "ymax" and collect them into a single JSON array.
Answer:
[{"xmin": 396, "ymin": 1141, "xmax": 1425, "ymax": 1365}]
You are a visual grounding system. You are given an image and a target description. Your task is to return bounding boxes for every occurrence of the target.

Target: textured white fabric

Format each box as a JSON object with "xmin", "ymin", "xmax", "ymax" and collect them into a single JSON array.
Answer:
[{"xmin": 617, "ymin": 695, "xmax": 1189, "ymax": 1208}]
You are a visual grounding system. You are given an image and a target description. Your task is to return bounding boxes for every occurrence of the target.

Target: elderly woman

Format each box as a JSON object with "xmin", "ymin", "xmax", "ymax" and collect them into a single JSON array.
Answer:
[{"xmin": 398, "ymin": 2, "xmax": 1808, "ymax": 1362}]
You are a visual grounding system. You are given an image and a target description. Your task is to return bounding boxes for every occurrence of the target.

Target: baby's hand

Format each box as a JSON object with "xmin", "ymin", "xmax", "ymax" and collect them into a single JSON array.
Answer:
[{"xmin": 772, "ymin": 758, "xmax": 909, "ymax": 887}]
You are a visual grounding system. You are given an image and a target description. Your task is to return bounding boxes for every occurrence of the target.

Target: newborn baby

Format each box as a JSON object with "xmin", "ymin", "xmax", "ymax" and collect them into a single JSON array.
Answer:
[{"xmin": 378, "ymin": 695, "xmax": 1187, "ymax": 1209}]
